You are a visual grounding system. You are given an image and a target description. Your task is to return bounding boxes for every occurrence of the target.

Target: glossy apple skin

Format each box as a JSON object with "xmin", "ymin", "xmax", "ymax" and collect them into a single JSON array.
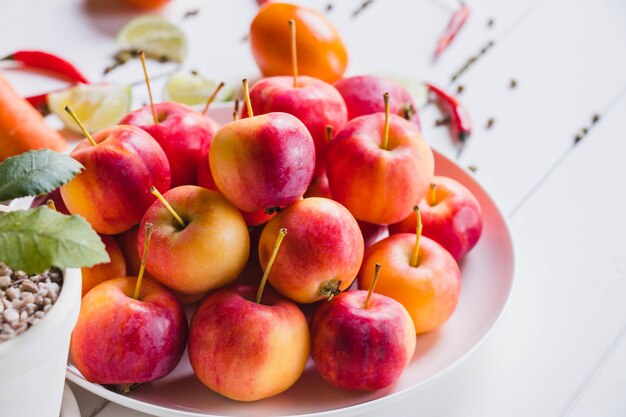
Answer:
[
  {"xmin": 311, "ymin": 290, "xmax": 416, "ymax": 391},
  {"xmin": 389, "ymin": 176, "xmax": 483, "ymax": 260},
  {"xmin": 120, "ymin": 102, "xmax": 216, "ymax": 187},
  {"xmin": 244, "ymin": 76, "xmax": 347, "ymax": 176},
  {"xmin": 188, "ymin": 285, "xmax": 309, "ymax": 401},
  {"xmin": 334, "ymin": 75, "xmax": 421, "ymax": 130},
  {"xmin": 61, "ymin": 125, "xmax": 171, "ymax": 235},
  {"xmin": 70, "ymin": 277, "xmax": 187, "ymax": 385},
  {"xmin": 81, "ymin": 235, "xmax": 127, "ymax": 297},
  {"xmin": 358, "ymin": 234, "xmax": 461, "ymax": 334},
  {"xmin": 138, "ymin": 186, "xmax": 249, "ymax": 295},
  {"xmin": 209, "ymin": 112, "xmax": 315, "ymax": 213},
  {"xmin": 30, "ymin": 188, "xmax": 69, "ymax": 214},
  {"xmin": 197, "ymin": 162, "xmax": 276, "ymax": 227},
  {"xmin": 114, "ymin": 225, "xmax": 141, "ymax": 276},
  {"xmin": 259, "ymin": 198, "xmax": 364, "ymax": 303},
  {"xmin": 304, "ymin": 171, "xmax": 332, "ymax": 199},
  {"xmin": 250, "ymin": 3, "xmax": 348, "ymax": 83},
  {"xmin": 326, "ymin": 114, "xmax": 434, "ymax": 225}
]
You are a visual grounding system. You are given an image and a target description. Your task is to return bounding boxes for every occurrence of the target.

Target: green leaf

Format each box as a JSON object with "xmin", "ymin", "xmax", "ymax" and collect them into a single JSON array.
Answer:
[
  {"xmin": 0, "ymin": 149, "xmax": 83, "ymax": 201},
  {"xmin": 0, "ymin": 207, "xmax": 109, "ymax": 274}
]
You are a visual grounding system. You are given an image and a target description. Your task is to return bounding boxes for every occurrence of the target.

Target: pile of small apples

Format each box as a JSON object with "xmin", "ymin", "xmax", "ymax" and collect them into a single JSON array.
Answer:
[{"xmin": 56, "ymin": 2, "xmax": 484, "ymax": 402}]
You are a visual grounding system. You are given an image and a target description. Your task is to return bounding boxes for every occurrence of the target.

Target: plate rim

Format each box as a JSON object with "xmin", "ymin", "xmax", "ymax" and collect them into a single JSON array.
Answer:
[{"xmin": 66, "ymin": 148, "xmax": 517, "ymax": 417}]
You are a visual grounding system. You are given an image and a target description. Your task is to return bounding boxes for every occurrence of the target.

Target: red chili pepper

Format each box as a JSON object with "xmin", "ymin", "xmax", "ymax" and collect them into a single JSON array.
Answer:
[
  {"xmin": 2, "ymin": 50, "xmax": 89, "ymax": 84},
  {"xmin": 425, "ymin": 82, "xmax": 471, "ymax": 142},
  {"xmin": 433, "ymin": 3, "xmax": 470, "ymax": 60},
  {"xmin": 25, "ymin": 93, "xmax": 48, "ymax": 110}
]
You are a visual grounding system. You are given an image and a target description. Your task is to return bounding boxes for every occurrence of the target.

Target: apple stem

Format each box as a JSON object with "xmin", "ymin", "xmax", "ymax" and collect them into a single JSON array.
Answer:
[
  {"xmin": 46, "ymin": 199, "xmax": 57, "ymax": 211},
  {"xmin": 429, "ymin": 183, "xmax": 438, "ymax": 206},
  {"xmin": 138, "ymin": 50, "xmax": 158, "ymax": 125},
  {"xmin": 233, "ymin": 99, "xmax": 240, "ymax": 121},
  {"xmin": 410, "ymin": 205, "xmax": 423, "ymax": 268},
  {"xmin": 382, "ymin": 92, "xmax": 390, "ymax": 150},
  {"xmin": 64, "ymin": 105, "xmax": 97, "ymax": 146},
  {"xmin": 202, "ymin": 81, "xmax": 225, "ymax": 116},
  {"xmin": 242, "ymin": 79, "xmax": 254, "ymax": 117},
  {"xmin": 133, "ymin": 222, "xmax": 153, "ymax": 300},
  {"xmin": 289, "ymin": 19, "xmax": 298, "ymax": 88},
  {"xmin": 150, "ymin": 186, "xmax": 186, "ymax": 228},
  {"xmin": 325, "ymin": 125, "xmax": 333, "ymax": 142},
  {"xmin": 256, "ymin": 228, "xmax": 287, "ymax": 304},
  {"xmin": 364, "ymin": 263, "xmax": 382, "ymax": 309}
]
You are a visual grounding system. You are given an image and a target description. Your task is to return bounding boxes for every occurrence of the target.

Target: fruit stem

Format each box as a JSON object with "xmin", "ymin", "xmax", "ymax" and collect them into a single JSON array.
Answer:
[
  {"xmin": 325, "ymin": 125, "xmax": 333, "ymax": 143},
  {"xmin": 233, "ymin": 99, "xmax": 240, "ymax": 121},
  {"xmin": 133, "ymin": 222, "xmax": 153, "ymax": 300},
  {"xmin": 289, "ymin": 19, "xmax": 298, "ymax": 88},
  {"xmin": 256, "ymin": 228, "xmax": 287, "ymax": 304},
  {"xmin": 410, "ymin": 205, "xmax": 423, "ymax": 268},
  {"xmin": 202, "ymin": 81, "xmax": 225, "ymax": 116},
  {"xmin": 64, "ymin": 105, "xmax": 97, "ymax": 146},
  {"xmin": 364, "ymin": 263, "xmax": 382, "ymax": 309},
  {"xmin": 382, "ymin": 92, "xmax": 390, "ymax": 150},
  {"xmin": 429, "ymin": 183, "xmax": 438, "ymax": 206},
  {"xmin": 46, "ymin": 199, "xmax": 57, "ymax": 212},
  {"xmin": 138, "ymin": 50, "xmax": 158, "ymax": 125},
  {"xmin": 150, "ymin": 186, "xmax": 186, "ymax": 228},
  {"xmin": 242, "ymin": 79, "xmax": 253, "ymax": 117}
]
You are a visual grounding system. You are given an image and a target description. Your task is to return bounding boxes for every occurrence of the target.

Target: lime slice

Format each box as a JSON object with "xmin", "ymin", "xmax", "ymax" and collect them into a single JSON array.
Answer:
[
  {"xmin": 163, "ymin": 71, "xmax": 235, "ymax": 106},
  {"xmin": 117, "ymin": 15, "xmax": 188, "ymax": 63},
  {"xmin": 47, "ymin": 84, "xmax": 132, "ymax": 133}
]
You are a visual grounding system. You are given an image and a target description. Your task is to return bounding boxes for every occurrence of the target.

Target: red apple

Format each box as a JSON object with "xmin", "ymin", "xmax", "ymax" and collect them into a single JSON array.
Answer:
[
  {"xmin": 209, "ymin": 108, "xmax": 315, "ymax": 213},
  {"xmin": 61, "ymin": 125, "xmax": 171, "ymax": 235},
  {"xmin": 189, "ymin": 285, "xmax": 309, "ymax": 401},
  {"xmin": 390, "ymin": 176, "xmax": 483, "ymax": 260},
  {"xmin": 243, "ymin": 76, "xmax": 347, "ymax": 175},
  {"xmin": 70, "ymin": 276, "xmax": 187, "ymax": 390},
  {"xmin": 114, "ymin": 225, "xmax": 142, "ymax": 276},
  {"xmin": 81, "ymin": 235, "xmax": 127, "ymax": 297},
  {"xmin": 326, "ymin": 109, "xmax": 434, "ymax": 225},
  {"xmin": 358, "ymin": 211, "xmax": 461, "ymax": 333},
  {"xmin": 120, "ymin": 102, "xmax": 216, "ymax": 187},
  {"xmin": 197, "ymin": 159, "xmax": 277, "ymax": 227},
  {"xmin": 138, "ymin": 185, "xmax": 249, "ymax": 296},
  {"xmin": 311, "ymin": 286, "xmax": 416, "ymax": 391},
  {"xmin": 258, "ymin": 197, "xmax": 364, "ymax": 303},
  {"xmin": 304, "ymin": 171, "xmax": 332, "ymax": 199},
  {"xmin": 334, "ymin": 75, "xmax": 421, "ymax": 130}
]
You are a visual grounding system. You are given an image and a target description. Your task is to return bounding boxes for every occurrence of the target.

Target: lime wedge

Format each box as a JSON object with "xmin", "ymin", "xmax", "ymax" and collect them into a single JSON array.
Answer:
[
  {"xmin": 163, "ymin": 71, "xmax": 234, "ymax": 106},
  {"xmin": 117, "ymin": 15, "xmax": 188, "ymax": 63},
  {"xmin": 47, "ymin": 84, "xmax": 132, "ymax": 133}
]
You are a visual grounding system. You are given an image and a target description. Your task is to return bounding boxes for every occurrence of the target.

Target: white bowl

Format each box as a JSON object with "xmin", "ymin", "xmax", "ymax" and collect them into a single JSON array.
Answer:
[{"xmin": 0, "ymin": 268, "xmax": 82, "ymax": 417}]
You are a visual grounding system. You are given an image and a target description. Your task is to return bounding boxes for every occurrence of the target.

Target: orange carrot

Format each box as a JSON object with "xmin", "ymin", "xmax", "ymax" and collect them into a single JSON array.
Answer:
[{"xmin": 0, "ymin": 71, "xmax": 66, "ymax": 162}]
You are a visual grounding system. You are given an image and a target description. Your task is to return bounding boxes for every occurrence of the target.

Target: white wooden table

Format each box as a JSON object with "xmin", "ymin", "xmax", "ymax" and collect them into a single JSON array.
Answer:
[{"xmin": 2, "ymin": 0, "xmax": 626, "ymax": 415}]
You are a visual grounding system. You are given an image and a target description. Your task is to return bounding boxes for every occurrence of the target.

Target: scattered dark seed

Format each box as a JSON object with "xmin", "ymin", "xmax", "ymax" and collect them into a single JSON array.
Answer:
[
  {"xmin": 435, "ymin": 115, "xmax": 451, "ymax": 126},
  {"xmin": 183, "ymin": 9, "xmax": 199, "ymax": 19},
  {"xmin": 456, "ymin": 85, "xmax": 465, "ymax": 94},
  {"xmin": 241, "ymin": 33, "xmax": 249, "ymax": 43},
  {"xmin": 591, "ymin": 113, "xmax": 600, "ymax": 124},
  {"xmin": 352, "ymin": 0, "xmax": 374, "ymax": 18},
  {"xmin": 190, "ymin": 69, "xmax": 198, "ymax": 76},
  {"xmin": 487, "ymin": 18, "xmax": 495, "ymax": 27},
  {"xmin": 574, "ymin": 133, "xmax": 584, "ymax": 144},
  {"xmin": 486, "ymin": 118, "xmax": 495, "ymax": 129},
  {"xmin": 467, "ymin": 165, "xmax": 478, "ymax": 173},
  {"xmin": 510, "ymin": 79, "xmax": 518, "ymax": 89},
  {"xmin": 158, "ymin": 55, "xmax": 168, "ymax": 63},
  {"xmin": 326, "ymin": 3, "xmax": 334, "ymax": 12}
]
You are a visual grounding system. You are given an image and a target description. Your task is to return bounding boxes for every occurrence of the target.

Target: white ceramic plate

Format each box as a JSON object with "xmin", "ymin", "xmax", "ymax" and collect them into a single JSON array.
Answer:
[{"xmin": 66, "ymin": 105, "xmax": 515, "ymax": 417}]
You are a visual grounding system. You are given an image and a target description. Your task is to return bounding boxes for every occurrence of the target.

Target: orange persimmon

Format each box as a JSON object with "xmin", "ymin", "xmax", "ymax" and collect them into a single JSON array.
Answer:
[{"xmin": 249, "ymin": 3, "xmax": 348, "ymax": 83}]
